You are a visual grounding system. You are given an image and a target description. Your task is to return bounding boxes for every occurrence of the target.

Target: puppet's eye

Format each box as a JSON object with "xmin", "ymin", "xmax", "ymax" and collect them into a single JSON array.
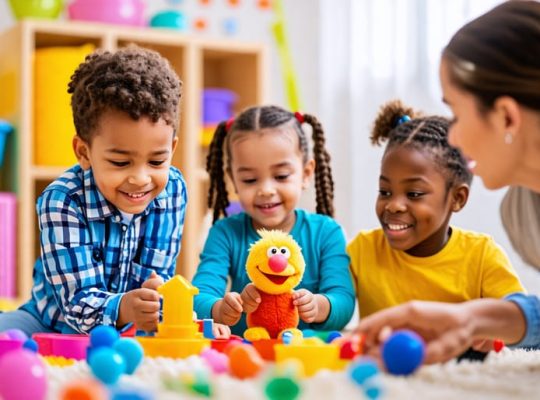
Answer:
[
  {"xmin": 267, "ymin": 246, "xmax": 279, "ymax": 257},
  {"xmin": 279, "ymin": 247, "xmax": 291, "ymax": 259}
]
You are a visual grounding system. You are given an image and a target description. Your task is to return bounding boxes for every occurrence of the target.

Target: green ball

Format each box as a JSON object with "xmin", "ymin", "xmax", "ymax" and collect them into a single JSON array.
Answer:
[{"xmin": 265, "ymin": 376, "xmax": 301, "ymax": 400}]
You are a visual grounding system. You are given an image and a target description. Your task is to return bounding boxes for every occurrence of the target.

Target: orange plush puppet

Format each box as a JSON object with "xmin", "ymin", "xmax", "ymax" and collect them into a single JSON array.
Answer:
[{"xmin": 243, "ymin": 229, "xmax": 305, "ymax": 341}]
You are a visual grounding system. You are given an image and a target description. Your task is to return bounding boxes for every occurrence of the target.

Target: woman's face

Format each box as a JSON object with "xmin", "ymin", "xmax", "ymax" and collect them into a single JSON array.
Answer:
[{"xmin": 439, "ymin": 57, "xmax": 520, "ymax": 190}]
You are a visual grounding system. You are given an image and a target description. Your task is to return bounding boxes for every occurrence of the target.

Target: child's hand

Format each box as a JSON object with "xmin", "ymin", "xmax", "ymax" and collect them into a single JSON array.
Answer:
[
  {"xmin": 119, "ymin": 288, "xmax": 161, "ymax": 332},
  {"xmin": 240, "ymin": 283, "xmax": 261, "ymax": 314},
  {"xmin": 213, "ymin": 292, "xmax": 243, "ymax": 326},
  {"xmin": 293, "ymin": 290, "xmax": 330, "ymax": 324},
  {"xmin": 213, "ymin": 323, "xmax": 232, "ymax": 339},
  {"xmin": 142, "ymin": 271, "xmax": 164, "ymax": 291},
  {"xmin": 293, "ymin": 288, "xmax": 318, "ymax": 323}
]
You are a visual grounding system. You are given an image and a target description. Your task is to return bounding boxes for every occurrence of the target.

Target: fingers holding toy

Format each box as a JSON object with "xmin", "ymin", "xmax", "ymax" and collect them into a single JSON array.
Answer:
[
  {"xmin": 120, "ymin": 288, "xmax": 161, "ymax": 332},
  {"xmin": 240, "ymin": 283, "xmax": 261, "ymax": 314},
  {"xmin": 293, "ymin": 289, "xmax": 317, "ymax": 323},
  {"xmin": 141, "ymin": 271, "xmax": 164, "ymax": 291}
]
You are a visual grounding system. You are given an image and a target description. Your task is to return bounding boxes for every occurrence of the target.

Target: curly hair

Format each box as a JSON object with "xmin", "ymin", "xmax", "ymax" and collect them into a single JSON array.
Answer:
[
  {"xmin": 206, "ymin": 105, "xmax": 335, "ymax": 223},
  {"xmin": 371, "ymin": 99, "xmax": 472, "ymax": 189},
  {"xmin": 68, "ymin": 44, "xmax": 182, "ymax": 142}
]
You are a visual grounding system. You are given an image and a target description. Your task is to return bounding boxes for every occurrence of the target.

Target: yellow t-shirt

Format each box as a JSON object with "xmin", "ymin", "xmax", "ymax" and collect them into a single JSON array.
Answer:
[{"xmin": 347, "ymin": 227, "xmax": 526, "ymax": 318}]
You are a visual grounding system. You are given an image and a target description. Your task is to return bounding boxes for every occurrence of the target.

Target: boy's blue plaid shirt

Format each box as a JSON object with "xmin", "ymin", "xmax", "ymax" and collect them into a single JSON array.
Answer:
[{"xmin": 21, "ymin": 164, "xmax": 187, "ymax": 334}]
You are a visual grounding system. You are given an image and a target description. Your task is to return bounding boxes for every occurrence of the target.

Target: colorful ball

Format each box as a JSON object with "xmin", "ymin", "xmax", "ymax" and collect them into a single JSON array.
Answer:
[
  {"xmin": 89, "ymin": 347, "xmax": 126, "ymax": 385},
  {"xmin": 4, "ymin": 328, "xmax": 28, "ymax": 341},
  {"xmin": 382, "ymin": 330, "xmax": 425, "ymax": 375},
  {"xmin": 265, "ymin": 376, "xmax": 301, "ymax": 400},
  {"xmin": 89, "ymin": 326, "xmax": 119, "ymax": 349},
  {"xmin": 0, "ymin": 348, "xmax": 47, "ymax": 400},
  {"xmin": 23, "ymin": 338, "xmax": 39, "ymax": 352},
  {"xmin": 113, "ymin": 338, "xmax": 144, "ymax": 375},
  {"xmin": 348, "ymin": 356, "xmax": 379, "ymax": 386}
]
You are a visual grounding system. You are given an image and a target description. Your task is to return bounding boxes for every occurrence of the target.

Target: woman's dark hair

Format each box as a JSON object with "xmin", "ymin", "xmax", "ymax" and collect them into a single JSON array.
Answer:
[
  {"xmin": 206, "ymin": 105, "xmax": 334, "ymax": 223},
  {"xmin": 68, "ymin": 44, "xmax": 182, "ymax": 142},
  {"xmin": 443, "ymin": 0, "xmax": 540, "ymax": 112},
  {"xmin": 371, "ymin": 100, "xmax": 473, "ymax": 190}
]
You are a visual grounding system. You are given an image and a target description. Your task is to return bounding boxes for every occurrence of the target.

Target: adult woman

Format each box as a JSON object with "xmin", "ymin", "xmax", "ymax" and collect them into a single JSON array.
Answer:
[{"xmin": 356, "ymin": 0, "xmax": 540, "ymax": 364}]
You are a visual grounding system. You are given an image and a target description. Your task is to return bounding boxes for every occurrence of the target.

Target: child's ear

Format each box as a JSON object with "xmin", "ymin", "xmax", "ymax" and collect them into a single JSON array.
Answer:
[
  {"xmin": 72, "ymin": 135, "xmax": 91, "ymax": 170},
  {"xmin": 451, "ymin": 183, "xmax": 470, "ymax": 212},
  {"xmin": 302, "ymin": 159, "xmax": 315, "ymax": 189}
]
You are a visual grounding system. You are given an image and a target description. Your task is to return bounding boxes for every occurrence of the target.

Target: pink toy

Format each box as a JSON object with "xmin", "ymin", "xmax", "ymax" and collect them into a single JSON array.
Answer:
[
  {"xmin": 33, "ymin": 332, "xmax": 90, "ymax": 360},
  {"xmin": 68, "ymin": 0, "xmax": 146, "ymax": 27},
  {"xmin": 0, "ymin": 192, "xmax": 16, "ymax": 298},
  {"xmin": 0, "ymin": 348, "xmax": 47, "ymax": 400},
  {"xmin": 0, "ymin": 337, "xmax": 24, "ymax": 358}
]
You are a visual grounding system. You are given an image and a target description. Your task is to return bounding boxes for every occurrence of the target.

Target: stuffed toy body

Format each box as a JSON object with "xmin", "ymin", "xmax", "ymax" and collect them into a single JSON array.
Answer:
[{"xmin": 243, "ymin": 230, "xmax": 305, "ymax": 341}]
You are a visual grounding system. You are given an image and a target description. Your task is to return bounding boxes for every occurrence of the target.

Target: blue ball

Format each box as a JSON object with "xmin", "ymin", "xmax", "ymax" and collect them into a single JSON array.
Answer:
[
  {"xmin": 382, "ymin": 330, "xmax": 425, "ymax": 375},
  {"xmin": 302, "ymin": 329, "xmax": 316, "ymax": 338},
  {"xmin": 326, "ymin": 331, "xmax": 342, "ymax": 343},
  {"xmin": 113, "ymin": 338, "xmax": 144, "ymax": 375},
  {"xmin": 90, "ymin": 325, "xmax": 120, "ymax": 349},
  {"xmin": 89, "ymin": 347, "xmax": 126, "ymax": 385},
  {"xmin": 363, "ymin": 376, "xmax": 384, "ymax": 399},
  {"xmin": 23, "ymin": 338, "xmax": 39, "ymax": 353},
  {"xmin": 348, "ymin": 357, "xmax": 379, "ymax": 386}
]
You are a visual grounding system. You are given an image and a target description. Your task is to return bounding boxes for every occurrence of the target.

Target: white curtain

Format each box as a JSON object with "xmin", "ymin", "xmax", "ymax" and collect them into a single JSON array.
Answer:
[{"xmin": 318, "ymin": 0, "xmax": 504, "ymax": 236}]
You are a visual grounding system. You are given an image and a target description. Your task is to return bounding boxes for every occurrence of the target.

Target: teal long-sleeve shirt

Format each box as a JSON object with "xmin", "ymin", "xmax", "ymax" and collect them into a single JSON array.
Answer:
[{"xmin": 192, "ymin": 209, "xmax": 355, "ymax": 336}]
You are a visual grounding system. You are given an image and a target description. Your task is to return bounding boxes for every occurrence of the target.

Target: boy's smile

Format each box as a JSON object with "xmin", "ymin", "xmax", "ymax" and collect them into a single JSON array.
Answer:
[
  {"xmin": 74, "ymin": 110, "xmax": 177, "ymax": 215},
  {"xmin": 376, "ymin": 146, "xmax": 457, "ymax": 257}
]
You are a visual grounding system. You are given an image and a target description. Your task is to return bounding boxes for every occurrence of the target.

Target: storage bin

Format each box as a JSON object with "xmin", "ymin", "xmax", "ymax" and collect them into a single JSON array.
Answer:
[
  {"xmin": 34, "ymin": 44, "xmax": 94, "ymax": 166},
  {"xmin": 0, "ymin": 192, "xmax": 16, "ymax": 298}
]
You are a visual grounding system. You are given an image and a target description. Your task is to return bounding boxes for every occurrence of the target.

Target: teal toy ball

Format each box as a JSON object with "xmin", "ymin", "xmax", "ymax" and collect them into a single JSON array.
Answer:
[
  {"xmin": 89, "ymin": 347, "xmax": 126, "ymax": 385},
  {"xmin": 150, "ymin": 10, "xmax": 187, "ymax": 30},
  {"xmin": 348, "ymin": 356, "xmax": 379, "ymax": 385},
  {"xmin": 113, "ymin": 338, "xmax": 144, "ymax": 375},
  {"xmin": 382, "ymin": 329, "xmax": 425, "ymax": 375},
  {"xmin": 265, "ymin": 376, "xmax": 301, "ymax": 400}
]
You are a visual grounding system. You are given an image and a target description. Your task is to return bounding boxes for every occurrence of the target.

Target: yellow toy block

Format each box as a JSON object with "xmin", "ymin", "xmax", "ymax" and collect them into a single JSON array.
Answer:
[
  {"xmin": 274, "ymin": 342, "xmax": 345, "ymax": 377},
  {"xmin": 136, "ymin": 275, "xmax": 210, "ymax": 358}
]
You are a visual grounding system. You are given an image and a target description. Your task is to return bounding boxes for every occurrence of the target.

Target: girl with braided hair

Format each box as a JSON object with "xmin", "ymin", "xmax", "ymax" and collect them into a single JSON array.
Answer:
[
  {"xmin": 192, "ymin": 105, "xmax": 355, "ymax": 335},
  {"xmin": 348, "ymin": 99, "xmax": 524, "ymax": 321}
]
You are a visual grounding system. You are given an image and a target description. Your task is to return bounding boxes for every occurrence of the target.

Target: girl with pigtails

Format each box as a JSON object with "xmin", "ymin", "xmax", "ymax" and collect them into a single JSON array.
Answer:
[{"xmin": 192, "ymin": 105, "xmax": 355, "ymax": 336}]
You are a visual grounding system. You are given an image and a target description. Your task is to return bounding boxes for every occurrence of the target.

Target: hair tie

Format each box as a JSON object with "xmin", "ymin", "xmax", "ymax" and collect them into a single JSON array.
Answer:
[
  {"xmin": 225, "ymin": 117, "xmax": 234, "ymax": 132},
  {"xmin": 395, "ymin": 115, "xmax": 411, "ymax": 126},
  {"xmin": 294, "ymin": 111, "xmax": 304, "ymax": 124}
]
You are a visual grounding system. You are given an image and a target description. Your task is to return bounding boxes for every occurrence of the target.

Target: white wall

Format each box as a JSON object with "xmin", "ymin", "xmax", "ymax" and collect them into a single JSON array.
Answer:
[{"xmin": 1, "ymin": 0, "xmax": 538, "ymax": 295}]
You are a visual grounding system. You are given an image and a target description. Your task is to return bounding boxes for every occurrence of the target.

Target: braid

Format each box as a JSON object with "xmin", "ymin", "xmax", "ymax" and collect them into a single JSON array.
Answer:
[
  {"xmin": 206, "ymin": 122, "xmax": 229, "ymax": 223},
  {"xmin": 371, "ymin": 100, "xmax": 473, "ymax": 188},
  {"xmin": 303, "ymin": 113, "xmax": 334, "ymax": 217}
]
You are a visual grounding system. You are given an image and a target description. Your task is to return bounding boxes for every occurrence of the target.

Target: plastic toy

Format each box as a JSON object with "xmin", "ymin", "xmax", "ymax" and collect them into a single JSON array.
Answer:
[
  {"xmin": 200, "ymin": 348, "xmax": 229, "ymax": 374},
  {"xmin": 274, "ymin": 341, "xmax": 344, "ymax": 377},
  {"xmin": 0, "ymin": 120, "xmax": 12, "ymax": 167},
  {"xmin": 150, "ymin": 10, "xmax": 187, "ymax": 30},
  {"xmin": 382, "ymin": 329, "xmax": 425, "ymax": 375},
  {"xmin": 89, "ymin": 347, "xmax": 126, "ymax": 385},
  {"xmin": 33, "ymin": 332, "xmax": 89, "ymax": 360},
  {"xmin": 200, "ymin": 88, "xmax": 237, "ymax": 147},
  {"xmin": 228, "ymin": 343, "xmax": 265, "ymax": 379},
  {"xmin": 136, "ymin": 275, "xmax": 210, "ymax": 358},
  {"xmin": 8, "ymin": 0, "xmax": 63, "ymax": 19},
  {"xmin": 113, "ymin": 338, "xmax": 144, "ymax": 374},
  {"xmin": 243, "ymin": 230, "xmax": 306, "ymax": 341},
  {"xmin": 59, "ymin": 379, "xmax": 108, "ymax": 400},
  {"xmin": 0, "ymin": 348, "xmax": 47, "ymax": 400},
  {"xmin": 67, "ymin": 0, "xmax": 146, "ymax": 27},
  {"xmin": 493, "ymin": 339, "xmax": 505, "ymax": 353},
  {"xmin": 0, "ymin": 336, "xmax": 24, "ymax": 358},
  {"xmin": 91, "ymin": 325, "xmax": 120, "ymax": 348}
]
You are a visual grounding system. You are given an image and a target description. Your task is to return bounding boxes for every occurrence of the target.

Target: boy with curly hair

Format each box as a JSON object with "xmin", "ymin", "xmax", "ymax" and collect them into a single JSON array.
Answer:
[{"xmin": 0, "ymin": 45, "xmax": 187, "ymax": 335}]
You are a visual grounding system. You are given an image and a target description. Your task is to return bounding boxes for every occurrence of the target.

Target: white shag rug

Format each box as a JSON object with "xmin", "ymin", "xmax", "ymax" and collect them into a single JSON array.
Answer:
[{"xmin": 46, "ymin": 348, "xmax": 540, "ymax": 400}]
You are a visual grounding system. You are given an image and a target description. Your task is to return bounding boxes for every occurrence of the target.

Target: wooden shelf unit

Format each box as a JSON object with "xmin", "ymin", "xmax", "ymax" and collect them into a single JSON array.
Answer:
[{"xmin": 0, "ymin": 20, "xmax": 268, "ymax": 302}]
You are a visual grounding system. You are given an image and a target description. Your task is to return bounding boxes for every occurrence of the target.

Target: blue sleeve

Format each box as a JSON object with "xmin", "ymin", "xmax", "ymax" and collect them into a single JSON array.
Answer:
[
  {"xmin": 505, "ymin": 292, "xmax": 540, "ymax": 349},
  {"xmin": 192, "ymin": 222, "xmax": 232, "ymax": 320},
  {"xmin": 310, "ymin": 220, "xmax": 355, "ymax": 331}
]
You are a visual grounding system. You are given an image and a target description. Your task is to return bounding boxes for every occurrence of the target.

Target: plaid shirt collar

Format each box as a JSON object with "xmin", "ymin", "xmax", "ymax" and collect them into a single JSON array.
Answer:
[{"xmin": 83, "ymin": 168, "xmax": 168, "ymax": 221}]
